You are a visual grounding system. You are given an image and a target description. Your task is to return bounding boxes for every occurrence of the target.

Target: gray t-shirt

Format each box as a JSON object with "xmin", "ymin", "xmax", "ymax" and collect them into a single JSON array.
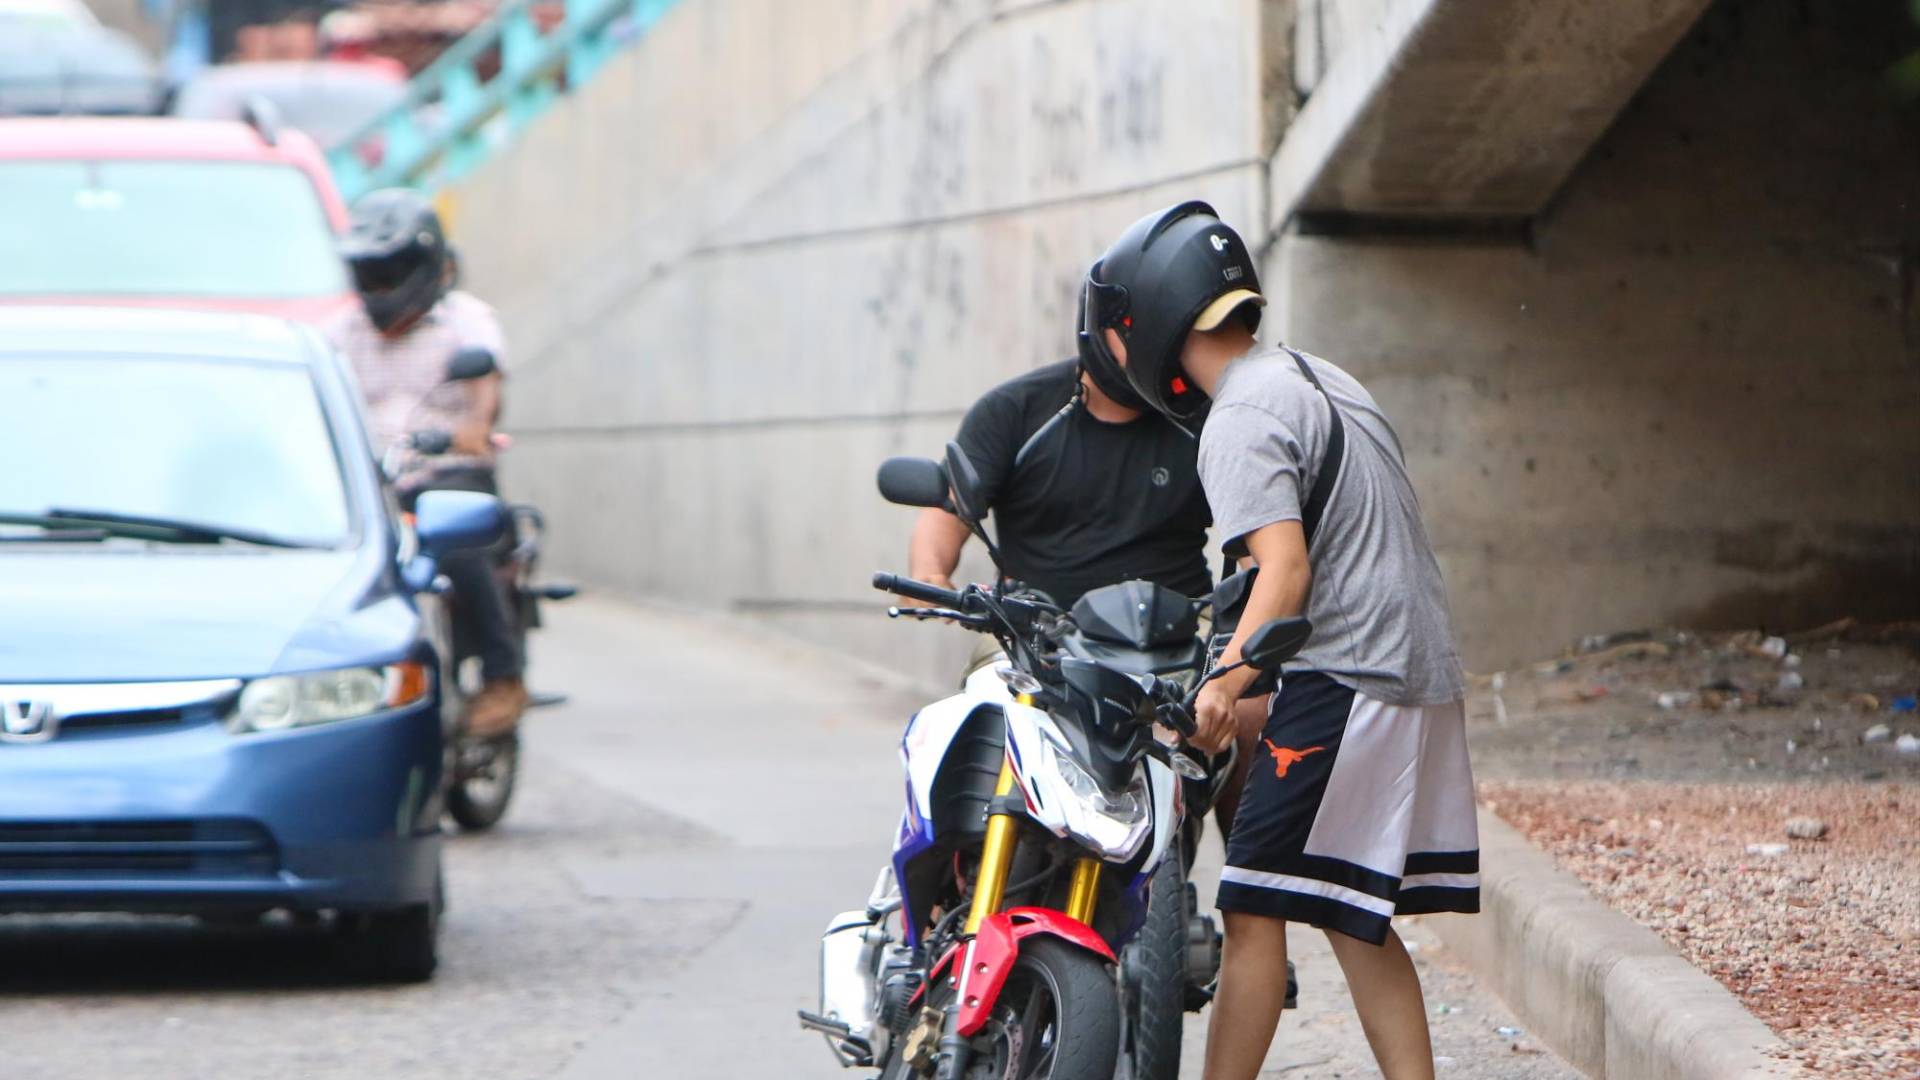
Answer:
[{"xmin": 1198, "ymin": 345, "xmax": 1465, "ymax": 706}]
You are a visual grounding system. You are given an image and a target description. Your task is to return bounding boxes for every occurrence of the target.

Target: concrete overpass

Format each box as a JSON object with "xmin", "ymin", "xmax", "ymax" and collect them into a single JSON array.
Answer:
[{"xmin": 448, "ymin": 0, "xmax": 1920, "ymax": 685}]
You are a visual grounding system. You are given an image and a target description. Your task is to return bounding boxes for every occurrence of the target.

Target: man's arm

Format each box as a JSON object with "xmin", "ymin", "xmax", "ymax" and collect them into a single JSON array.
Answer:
[
  {"xmin": 1192, "ymin": 519, "xmax": 1311, "ymax": 751},
  {"xmin": 906, "ymin": 507, "xmax": 973, "ymax": 592},
  {"xmin": 454, "ymin": 371, "xmax": 503, "ymax": 455}
]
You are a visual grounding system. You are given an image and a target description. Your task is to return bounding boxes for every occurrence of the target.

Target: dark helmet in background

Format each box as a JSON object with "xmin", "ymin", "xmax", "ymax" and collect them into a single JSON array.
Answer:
[
  {"xmin": 340, "ymin": 188, "xmax": 449, "ymax": 333},
  {"xmin": 1079, "ymin": 200, "xmax": 1265, "ymax": 425}
]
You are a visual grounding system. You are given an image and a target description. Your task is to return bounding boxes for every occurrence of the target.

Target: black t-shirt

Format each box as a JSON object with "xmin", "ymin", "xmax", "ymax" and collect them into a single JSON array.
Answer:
[{"xmin": 954, "ymin": 360, "xmax": 1212, "ymax": 607}]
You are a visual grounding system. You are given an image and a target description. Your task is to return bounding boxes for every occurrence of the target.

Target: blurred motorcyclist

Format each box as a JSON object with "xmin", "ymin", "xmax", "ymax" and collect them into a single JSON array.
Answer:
[{"xmin": 329, "ymin": 188, "xmax": 526, "ymax": 737}]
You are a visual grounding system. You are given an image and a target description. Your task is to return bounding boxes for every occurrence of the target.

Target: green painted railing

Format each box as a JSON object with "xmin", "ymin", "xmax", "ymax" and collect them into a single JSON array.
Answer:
[{"xmin": 326, "ymin": 0, "xmax": 681, "ymax": 202}]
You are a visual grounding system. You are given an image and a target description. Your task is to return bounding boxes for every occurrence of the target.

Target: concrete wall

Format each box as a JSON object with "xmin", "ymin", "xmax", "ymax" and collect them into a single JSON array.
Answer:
[
  {"xmin": 1267, "ymin": 0, "xmax": 1920, "ymax": 666},
  {"xmin": 453, "ymin": 0, "xmax": 1920, "ymax": 682},
  {"xmin": 454, "ymin": 0, "xmax": 1273, "ymax": 686}
]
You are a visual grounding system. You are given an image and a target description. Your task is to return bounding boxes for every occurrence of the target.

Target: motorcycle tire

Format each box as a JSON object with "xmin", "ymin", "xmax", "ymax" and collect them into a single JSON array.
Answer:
[
  {"xmin": 881, "ymin": 938, "xmax": 1118, "ymax": 1080},
  {"xmin": 447, "ymin": 734, "xmax": 519, "ymax": 831},
  {"xmin": 1123, "ymin": 840, "xmax": 1188, "ymax": 1080}
]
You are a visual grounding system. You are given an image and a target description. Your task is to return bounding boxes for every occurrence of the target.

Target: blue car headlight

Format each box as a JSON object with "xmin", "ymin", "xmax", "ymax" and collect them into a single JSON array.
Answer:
[{"xmin": 228, "ymin": 663, "xmax": 431, "ymax": 734}]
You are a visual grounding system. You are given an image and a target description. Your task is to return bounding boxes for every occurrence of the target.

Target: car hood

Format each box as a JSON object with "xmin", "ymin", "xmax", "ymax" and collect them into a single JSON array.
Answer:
[
  {"xmin": 0, "ymin": 292, "xmax": 357, "ymax": 326},
  {"xmin": 0, "ymin": 546, "xmax": 404, "ymax": 682}
]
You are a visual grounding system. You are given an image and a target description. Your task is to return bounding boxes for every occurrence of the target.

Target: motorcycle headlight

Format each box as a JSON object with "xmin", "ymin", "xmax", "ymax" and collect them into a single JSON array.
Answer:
[
  {"xmin": 229, "ymin": 663, "xmax": 432, "ymax": 734},
  {"xmin": 1039, "ymin": 736, "xmax": 1152, "ymax": 859}
]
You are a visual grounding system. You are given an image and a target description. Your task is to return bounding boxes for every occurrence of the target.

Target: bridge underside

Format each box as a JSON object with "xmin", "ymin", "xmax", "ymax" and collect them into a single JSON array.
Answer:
[{"xmin": 1272, "ymin": 0, "xmax": 1715, "ymax": 228}]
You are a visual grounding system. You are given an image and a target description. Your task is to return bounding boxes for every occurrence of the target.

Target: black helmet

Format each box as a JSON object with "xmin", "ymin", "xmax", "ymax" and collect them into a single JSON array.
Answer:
[
  {"xmin": 1074, "ymin": 269, "xmax": 1146, "ymax": 410},
  {"xmin": 1080, "ymin": 201, "xmax": 1265, "ymax": 424},
  {"xmin": 341, "ymin": 188, "xmax": 449, "ymax": 333}
]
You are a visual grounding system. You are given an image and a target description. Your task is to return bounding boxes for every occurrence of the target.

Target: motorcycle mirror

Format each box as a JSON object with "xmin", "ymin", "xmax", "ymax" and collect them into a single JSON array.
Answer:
[
  {"xmin": 1241, "ymin": 616, "xmax": 1313, "ymax": 673},
  {"xmin": 876, "ymin": 456, "xmax": 951, "ymax": 510},
  {"xmin": 446, "ymin": 347, "xmax": 498, "ymax": 382},
  {"xmin": 942, "ymin": 441, "xmax": 987, "ymax": 526}
]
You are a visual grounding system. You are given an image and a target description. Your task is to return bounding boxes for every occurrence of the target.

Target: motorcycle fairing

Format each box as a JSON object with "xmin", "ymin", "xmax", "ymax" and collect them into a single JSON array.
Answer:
[
  {"xmin": 892, "ymin": 678, "xmax": 1014, "ymax": 946},
  {"xmin": 922, "ymin": 907, "xmax": 1117, "ymax": 1037}
]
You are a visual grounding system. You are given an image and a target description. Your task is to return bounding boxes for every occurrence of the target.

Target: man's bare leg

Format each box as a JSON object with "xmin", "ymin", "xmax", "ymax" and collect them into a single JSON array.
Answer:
[
  {"xmin": 1324, "ymin": 927, "xmax": 1435, "ymax": 1080},
  {"xmin": 1201, "ymin": 911, "xmax": 1290, "ymax": 1080}
]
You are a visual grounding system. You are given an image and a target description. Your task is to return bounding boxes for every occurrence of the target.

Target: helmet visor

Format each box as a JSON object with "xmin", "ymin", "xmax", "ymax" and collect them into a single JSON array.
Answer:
[{"xmin": 348, "ymin": 248, "xmax": 422, "ymax": 294}]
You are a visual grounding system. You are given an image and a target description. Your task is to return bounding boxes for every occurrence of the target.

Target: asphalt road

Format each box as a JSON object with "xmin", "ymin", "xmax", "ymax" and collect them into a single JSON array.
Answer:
[{"xmin": 0, "ymin": 597, "xmax": 1576, "ymax": 1079}]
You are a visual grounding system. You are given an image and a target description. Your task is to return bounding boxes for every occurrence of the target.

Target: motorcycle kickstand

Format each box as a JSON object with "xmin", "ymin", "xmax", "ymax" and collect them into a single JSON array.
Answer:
[{"xmin": 932, "ymin": 1003, "xmax": 972, "ymax": 1080}]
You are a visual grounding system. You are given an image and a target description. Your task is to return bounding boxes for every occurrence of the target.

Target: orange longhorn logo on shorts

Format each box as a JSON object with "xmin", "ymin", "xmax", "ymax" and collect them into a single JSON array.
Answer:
[{"xmin": 1262, "ymin": 739, "xmax": 1326, "ymax": 778}]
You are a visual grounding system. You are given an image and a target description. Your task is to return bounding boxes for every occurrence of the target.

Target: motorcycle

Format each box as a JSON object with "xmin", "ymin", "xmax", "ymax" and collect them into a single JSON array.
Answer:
[
  {"xmin": 380, "ymin": 347, "xmax": 576, "ymax": 831},
  {"xmin": 798, "ymin": 443, "xmax": 1310, "ymax": 1080}
]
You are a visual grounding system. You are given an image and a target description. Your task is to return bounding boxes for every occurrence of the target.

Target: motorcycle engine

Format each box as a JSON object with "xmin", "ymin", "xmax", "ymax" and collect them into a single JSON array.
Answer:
[{"xmin": 878, "ymin": 966, "xmax": 923, "ymax": 1033}]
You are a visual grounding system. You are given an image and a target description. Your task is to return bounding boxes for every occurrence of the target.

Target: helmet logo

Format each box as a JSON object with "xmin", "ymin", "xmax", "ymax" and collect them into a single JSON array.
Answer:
[{"xmin": 1210, "ymin": 234, "xmax": 1229, "ymax": 253}]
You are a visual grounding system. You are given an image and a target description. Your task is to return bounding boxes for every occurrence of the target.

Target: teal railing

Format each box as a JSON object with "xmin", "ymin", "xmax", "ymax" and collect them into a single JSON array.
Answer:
[{"xmin": 326, "ymin": 0, "xmax": 681, "ymax": 202}]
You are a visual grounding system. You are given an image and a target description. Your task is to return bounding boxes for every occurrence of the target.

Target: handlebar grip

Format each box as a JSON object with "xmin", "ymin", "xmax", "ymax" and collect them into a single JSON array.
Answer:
[
  {"xmin": 1156, "ymin": 702, "xmax": 1197, "ymax": 739},
  {"xmin": 872, "ymin": 572, "xmax": 963, "ymax": 609}
]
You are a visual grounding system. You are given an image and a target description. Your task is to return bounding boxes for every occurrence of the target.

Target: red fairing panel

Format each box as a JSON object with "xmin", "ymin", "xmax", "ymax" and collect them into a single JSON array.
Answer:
[{"xmin": 950, "ymin": 908, "xmax": 1116, "ymax": 1037}]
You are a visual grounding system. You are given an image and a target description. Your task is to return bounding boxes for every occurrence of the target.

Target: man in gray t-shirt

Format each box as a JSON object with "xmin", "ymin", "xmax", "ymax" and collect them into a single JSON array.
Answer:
[
  {"xmin": 1200, "ymin": 345, "xmax": 1465, "ymax": 706},
  {"xmin": 1080, "ymin": 201, "xmax": 1477, "ymax": 1080}
]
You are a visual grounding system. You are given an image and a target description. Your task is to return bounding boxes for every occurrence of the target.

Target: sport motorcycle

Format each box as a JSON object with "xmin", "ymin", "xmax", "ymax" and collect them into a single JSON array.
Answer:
[{"xmin": 798, "ymin": 444, "xmax": 1309, "ymax": 1080}]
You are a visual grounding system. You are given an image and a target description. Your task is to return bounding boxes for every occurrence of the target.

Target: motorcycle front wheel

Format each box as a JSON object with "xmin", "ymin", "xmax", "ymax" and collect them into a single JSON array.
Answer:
[
  {"xmin": 447, "ymin": 734, "xmax": 519, "ymax": 830},
  {"xmin": 883, "ymin": 937, "xmax": 1118, "ymax": 1080},
  {"xmin": 1123, "ymin": 840, "xmax": 1188, "ymax": 1080}
]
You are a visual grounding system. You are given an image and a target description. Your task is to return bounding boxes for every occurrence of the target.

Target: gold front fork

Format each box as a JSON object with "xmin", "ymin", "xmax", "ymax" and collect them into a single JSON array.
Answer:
[
  {"xmin": 1064, "ymin": 858, "xmax": 1102, "ymax": 924},
  {"xmin": 964, "ymin": 758, "xmax": 1020, "ymax": 935}
]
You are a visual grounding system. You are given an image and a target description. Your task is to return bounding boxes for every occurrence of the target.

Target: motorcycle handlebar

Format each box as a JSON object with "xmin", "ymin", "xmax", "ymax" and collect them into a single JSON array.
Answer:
[{"xmin": 872, "ymin": 572, "xmax": 965, "ymax": 610}]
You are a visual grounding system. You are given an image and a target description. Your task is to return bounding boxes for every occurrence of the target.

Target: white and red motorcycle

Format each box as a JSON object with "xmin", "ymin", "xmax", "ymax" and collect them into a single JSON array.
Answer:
[{"xmin": 799, "ymin": 445, "xmax": 1308, "ymax": 1080}]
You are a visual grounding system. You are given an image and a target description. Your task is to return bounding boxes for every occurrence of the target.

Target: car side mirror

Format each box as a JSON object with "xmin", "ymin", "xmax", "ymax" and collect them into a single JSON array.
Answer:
[
  {"xmin": 446, "ymin": 347, "xmax": 498, "ymax": 382},
  {"xmin": 413, "ymin": 490, "xmax": 505, "ymax": 559},
  {"xmin": 1241, "ymin": 616, "xmax": 1313, "ymax": 673},
  {"xmin": 876, "ymin": 457, "xmax": 951, "ymax": 510},
  {"xmin": 943, "ymin": 441, "xmax": 987, "ymax": 526}
]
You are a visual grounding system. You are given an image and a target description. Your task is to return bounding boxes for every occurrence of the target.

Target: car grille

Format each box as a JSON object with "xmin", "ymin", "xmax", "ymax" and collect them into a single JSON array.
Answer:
[
  {"xmin": 57, "ymin": 707, "xmax": 189, "ymax": 732},
  {"xmin": 0, "ymin": 819, "xmax": 278, "ymax": 878}
]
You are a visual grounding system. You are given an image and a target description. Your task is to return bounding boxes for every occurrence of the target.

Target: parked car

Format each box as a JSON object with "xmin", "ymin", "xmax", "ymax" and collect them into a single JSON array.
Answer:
[
  {"xmin": 0, "ymin": 116, "xmax": 357, "ymax": 324},
  {"xmin": 0, "ymin": 306, "xmax": 505, "ymax": 981},
  {"xmin": 0, "ymin": 0, "xmax": 100, "ymax": 33},
  {"xmin": 0, "ymin": 19, "xmax": 164, "ymax": 117},
  {"xmin": 170, "ymin": 59, "xmax": 408, "ymax": 155}
]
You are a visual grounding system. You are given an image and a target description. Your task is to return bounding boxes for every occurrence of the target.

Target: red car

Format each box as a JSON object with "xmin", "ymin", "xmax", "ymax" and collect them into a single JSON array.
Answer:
[{"xmin": 0, "ymin": 114, "xmax": 357, "ymax": 324}]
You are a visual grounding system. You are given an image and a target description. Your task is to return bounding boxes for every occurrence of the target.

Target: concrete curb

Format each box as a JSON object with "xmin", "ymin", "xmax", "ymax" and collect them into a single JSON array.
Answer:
[{"xmin": 1425, "ymin": 808, "xmax": 1802, "ymax": 1079}]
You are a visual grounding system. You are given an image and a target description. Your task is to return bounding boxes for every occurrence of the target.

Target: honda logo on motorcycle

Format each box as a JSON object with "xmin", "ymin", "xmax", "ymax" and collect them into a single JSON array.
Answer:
[{"xmin": 1, "ymin": 699, "xmax": 57, "ymax": 743}]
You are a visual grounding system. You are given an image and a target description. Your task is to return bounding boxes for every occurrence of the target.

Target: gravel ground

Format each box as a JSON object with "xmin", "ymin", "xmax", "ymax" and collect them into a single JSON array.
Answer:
[{"xmin": 1482, "ymin": 780, "xmax": 1920, "ymax": 1078}]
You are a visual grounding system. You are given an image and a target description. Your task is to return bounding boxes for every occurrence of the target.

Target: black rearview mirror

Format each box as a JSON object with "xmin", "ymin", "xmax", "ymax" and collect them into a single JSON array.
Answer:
[
  {"xmin": 943, "ymin": 441, "xmax": 986, "ymax": 526},
  {"xmin": 446, "ymin": 347, "xmax": 498, "ymax": 382},
  {"xmin": 876, "ymin": 457, "xmax": 951, "ymax": 510},
  {"xmin": 1241, "ymin": 616, "xmax": 1313, "ymax": 673}
]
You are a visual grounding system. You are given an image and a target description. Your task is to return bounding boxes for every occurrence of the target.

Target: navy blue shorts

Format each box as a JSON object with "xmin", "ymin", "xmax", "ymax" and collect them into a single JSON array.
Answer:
[{"xmin": 1217, "ymin": 671, "xmax": 1480, "ymax": 944}]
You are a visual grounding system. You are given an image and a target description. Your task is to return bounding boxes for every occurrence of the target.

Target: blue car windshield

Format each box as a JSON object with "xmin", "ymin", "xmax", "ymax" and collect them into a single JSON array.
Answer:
[
  {"xmin": 0, "ymin": 355, "xmax": 352, "ymax": 546},
  {"xmin": 0, "ymin": 161, "xmax": 347, "ymax": 299}
]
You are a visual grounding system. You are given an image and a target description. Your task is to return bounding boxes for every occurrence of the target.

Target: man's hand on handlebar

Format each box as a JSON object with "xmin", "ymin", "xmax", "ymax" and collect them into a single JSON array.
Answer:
[{"xmin": 1190, "ymin": 680, "xmax": 1239, "ymax": 754}]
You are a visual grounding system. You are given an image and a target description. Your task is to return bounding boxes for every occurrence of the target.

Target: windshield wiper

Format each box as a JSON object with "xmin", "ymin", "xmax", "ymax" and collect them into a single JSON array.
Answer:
[
  {"xmin": 0, "ymin": 522, "xmax": 111, "ymax": 543},
  {"xmin": 0, "ymin": 508, "xmax": 327, "ymax": 550}
]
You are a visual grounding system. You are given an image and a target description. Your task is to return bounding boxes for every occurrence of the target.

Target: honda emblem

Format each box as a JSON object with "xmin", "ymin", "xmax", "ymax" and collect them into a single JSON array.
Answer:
[{"xmin": 0, "ymin": 699, "xmax": 57, "ymax": 743}]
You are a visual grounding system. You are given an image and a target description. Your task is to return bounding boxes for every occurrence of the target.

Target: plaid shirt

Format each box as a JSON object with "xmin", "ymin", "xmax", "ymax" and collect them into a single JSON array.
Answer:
[{"xmin": 327, "ymin": 291, "xmax": 507, "ymax": 486}]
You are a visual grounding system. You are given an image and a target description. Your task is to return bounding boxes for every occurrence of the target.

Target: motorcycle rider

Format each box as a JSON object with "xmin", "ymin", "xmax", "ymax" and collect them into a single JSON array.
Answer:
[
  {"xmin": 1086, "ymin": 201, "xmax": 1478, "ymax": 1080},
  {"xmin": 329, "ymin": 188, "xmax": 527, "ymax": 738},
  {"xmin": 901, "ymin": 295, "xmax": 1283, "ymax": 832}
]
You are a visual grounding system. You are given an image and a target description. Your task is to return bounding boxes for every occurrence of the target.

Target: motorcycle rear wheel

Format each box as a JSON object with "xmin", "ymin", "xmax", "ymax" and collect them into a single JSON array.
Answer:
[{"xmin": 882, "ymin": 938, "xmax": 1118, "ymax": 1080}]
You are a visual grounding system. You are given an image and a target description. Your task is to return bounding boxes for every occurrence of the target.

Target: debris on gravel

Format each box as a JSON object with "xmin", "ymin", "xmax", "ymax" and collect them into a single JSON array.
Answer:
[
  {"xmin": 1784, "ymin": 816, "xmax": 1828, "ymax": 840},
  {"xmin": 1466, "ymin": 622, "xmax": 1920, "ymax": 784},
  {"xmin": 1482, "ymin": 779, "xmax": 1920, "ymax": 1079}
]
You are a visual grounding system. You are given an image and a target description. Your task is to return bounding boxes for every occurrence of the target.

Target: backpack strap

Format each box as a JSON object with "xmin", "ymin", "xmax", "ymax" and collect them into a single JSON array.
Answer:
[{"xmin": 1285, "ymin": 347, "xmax": 1345, "ymax": 550}]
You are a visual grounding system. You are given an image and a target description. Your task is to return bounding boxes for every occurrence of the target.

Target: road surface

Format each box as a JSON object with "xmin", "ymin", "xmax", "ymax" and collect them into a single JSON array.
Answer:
[{"xmin": 0, "ymin": 596, "xmax": 1576, "ymax": 1079}]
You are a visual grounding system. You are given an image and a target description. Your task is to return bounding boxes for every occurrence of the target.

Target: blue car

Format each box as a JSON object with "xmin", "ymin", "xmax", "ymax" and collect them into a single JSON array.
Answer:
[{"xmin": 0, "ymin": 307, "xmax": 503, "ymax": 982}]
